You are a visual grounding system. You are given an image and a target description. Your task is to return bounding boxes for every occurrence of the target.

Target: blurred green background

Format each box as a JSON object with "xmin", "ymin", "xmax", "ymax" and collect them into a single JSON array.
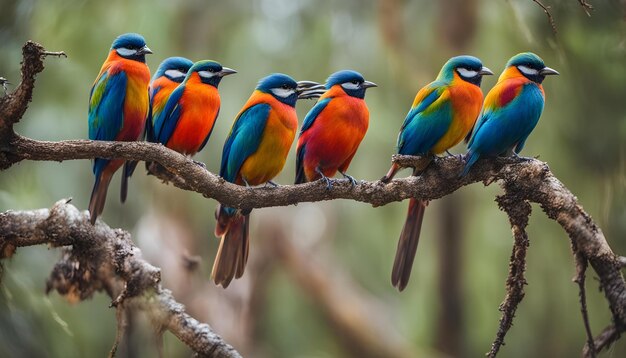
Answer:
[{"xmin": 1, "ymin": 0, "xmax": 625, "ymax": 357}]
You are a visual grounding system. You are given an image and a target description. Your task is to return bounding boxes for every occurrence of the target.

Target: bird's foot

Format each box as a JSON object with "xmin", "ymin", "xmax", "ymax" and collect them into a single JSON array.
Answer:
[
  {"xmin": 192, "ymin": 160, "xmax": 207, "ymax": 168},
  {"xmin": 315, "ymin": 167, "xmax": 334, "ymax": 190},
  {"xmin": 321, "ymin": 176, "xmax": 334, "ymax": 190},
  {"xmin": 242, "ymin": 176, "xmax": 253, "ymax": 189},
  {"xmin": 265, "ymin": 180, "xmax": 279, "ymax": 188},
  {"xmin": 441, "ymin": 150, "xmax": 463, "ymax": 162},
  {"xmin": 512, "ymin": 152, "xmax": 533, "ymax": 162},
  {"xmin": 340, "ymin": 171, "xmax": 358, "ymax": 187}
]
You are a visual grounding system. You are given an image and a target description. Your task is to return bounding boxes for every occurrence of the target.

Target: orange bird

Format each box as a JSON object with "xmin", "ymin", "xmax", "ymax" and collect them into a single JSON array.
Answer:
[
  {"xmin": 295, "ymin": 70, "xmax": 377, "ymax": 188},
  {"xmin": 381, "ymin": 56, "xmax": 492, "ymax": 290},
  {"xmin": 213, "ymin": 74, "xmax": 323, "ymax": 288},
  {"xmin": 150, "ymin": 60, "xmax": 236, "ymax": 156}
]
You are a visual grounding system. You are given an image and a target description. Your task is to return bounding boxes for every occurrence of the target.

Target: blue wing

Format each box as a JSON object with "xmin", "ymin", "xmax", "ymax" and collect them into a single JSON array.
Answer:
[
  {"xmin": 88, "ymin": 69, "xmax": 127, "ymax": 176},
  {"xmin": 300, "ymin": 98, "xmax": 331, "ymax": 135},
  {"xmin": 397, "ymin": 84, "xmax": 452, "ymax": 156},
  {"xmin": 466, "ymin": 108, "xmax": 490, "ymax": 148},
  {"xmin": 219, "ymin": 104, "xmax": 271, "ymax": 183},
  {"xmin": 467, "ymin": 84, "xmax": 544, "ymax": 156},
  {"xmin": 153, "ymin": 85, "xmax": 184, "ymax": 145},
  {"xmin": 88, "ymin": 70, "xmax": 127, "ymax": 142}
]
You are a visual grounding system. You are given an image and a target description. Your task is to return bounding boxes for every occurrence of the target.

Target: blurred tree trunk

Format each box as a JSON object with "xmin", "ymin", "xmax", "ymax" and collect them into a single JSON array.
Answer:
[{"xmin": 436, "ymin": 1, "xmax": 477, "ymax": 357}]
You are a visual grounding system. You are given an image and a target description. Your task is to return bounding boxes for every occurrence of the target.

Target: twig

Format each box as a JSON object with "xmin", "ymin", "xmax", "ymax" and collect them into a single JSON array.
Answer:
[
  {"xmin": 572, "ymin": 243, "xmax": 596, "ymax": 357},
  {"xmin": 531, "ymin": 0, "xmax": 558, "ymax": 35},
  {"xmin": 577, "ymin": 0, "xmax": 594, "ymax": 17},
  {"xmin": 488, "ymin": 193, "xmax": 531, "ymax": 357},
  {"xmin": 0, "ymin": 200, "xmax": 242, "ymax": 358}
]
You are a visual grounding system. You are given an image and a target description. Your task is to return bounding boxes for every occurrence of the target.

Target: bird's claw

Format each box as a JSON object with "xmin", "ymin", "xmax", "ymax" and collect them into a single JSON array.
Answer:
[
  {"xmin": 192, "ymin": 160, "xmax": 206, "ymax": 168},
  {"xmin": 265, "ymin": 180, "xmax": 279, "ymax": 188},
  {"xmin": 320, "ymin": 176, "xmax": 333, "ymax": 190},
  {"xmin": 340, "ymin": 172, "xmax": 357, "ymax": 187},
  {"xmin": 512, "ymin": 152, "xmax": 533, "ymax": 162}
]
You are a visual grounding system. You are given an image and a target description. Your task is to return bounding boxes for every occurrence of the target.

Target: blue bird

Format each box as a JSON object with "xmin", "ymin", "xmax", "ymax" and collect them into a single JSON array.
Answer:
[{"xmin": 461, "ymin": 52, "xmax": 558, "ymax": 176}]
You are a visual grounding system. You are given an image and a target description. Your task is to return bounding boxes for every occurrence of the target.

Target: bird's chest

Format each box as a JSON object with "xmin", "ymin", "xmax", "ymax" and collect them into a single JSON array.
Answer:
[
  {"xmin": 315, "ymin": 98, "xmax": 369, "ymax": 151},
  {"xmin": 239, "ymin": 109, "xmax": 297, "ymax": 184},
  {"xmin": 433, "ymin": 85, "xmax": 482, "ymax": 153},
  {"xmin": 168, "ymin": 87, "xmax": 221, "ymax": 155},
  {"xmin": 119, "ymin": 69, "xmax": 150, "ymax": 140}
]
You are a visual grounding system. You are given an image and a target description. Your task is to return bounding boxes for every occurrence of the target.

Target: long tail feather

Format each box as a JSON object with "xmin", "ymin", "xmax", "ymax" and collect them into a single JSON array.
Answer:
[
  {"xmin": 294, "ymin": 144, "xmax": 307, "ymax": 184},
  {"xmin": 120, "ymin": 161, "xmax": 137, "ymax": 203},
  {"xmin": 380, "ymin": 162, "xmax": 401, "ymax": 183},
  {"xmin": 88, "ymin": 171, "xmax": 113, "ymax": 225},
  {"xmin": 391, "ymin": 198, "xmax": 427, "ymax": 291},
  {"xmin": 212, "ymin": 205, "xmax": 250, "ymax": 288}
]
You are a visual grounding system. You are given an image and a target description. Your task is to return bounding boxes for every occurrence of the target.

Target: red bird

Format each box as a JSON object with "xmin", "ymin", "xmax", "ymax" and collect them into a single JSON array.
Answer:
[{"xmin": 295, "ymin": 70, "xmax": 377, "ymax": 188}]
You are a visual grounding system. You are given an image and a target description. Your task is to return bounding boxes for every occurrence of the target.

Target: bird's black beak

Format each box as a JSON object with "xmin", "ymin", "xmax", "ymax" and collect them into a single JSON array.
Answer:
[
  {"xmin": 479, "ymin": 66, "xmax": 494, "ymax": 76},
  {"xmin": 540, "ymin": 67, "xmax": 559, "ymax": 76},
  {"xmin": 219, "ymin": 67, "xmax": 237, "ymax": 77},
  {"xmin": 362, "ymin": 80, "xmax": 378, "ymax": 89},
  {"xmin": 296, "ymin": 80, "xmax": 326, "ymax": 100},
  {"xmin": 137, "ymin": 46, "xmax": 153, "ymax": 55}
]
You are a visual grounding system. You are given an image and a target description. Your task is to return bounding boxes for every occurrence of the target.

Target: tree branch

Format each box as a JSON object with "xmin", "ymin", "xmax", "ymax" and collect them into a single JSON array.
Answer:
[
  {"xmin": 0, "ymin": 199, "xmax": 241, "ymax": 358},
  {"xmin": 531, "ymin": 0, "xmax": 558, "ymax": 35},
  {"xmin": 2, "ymin": 40, "xmax": 625, "ymax": 357},
  {"xmin": 572, "ymin": 242, "xmax": 596, "ymax": 357},
  {"xmin": 487, "ymin": 193, "xmax": 531, "ymax": 357}
]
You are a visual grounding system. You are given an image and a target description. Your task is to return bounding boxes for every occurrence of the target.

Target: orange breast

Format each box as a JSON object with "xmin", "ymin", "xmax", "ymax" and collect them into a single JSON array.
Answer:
[
  {"xmin": 167, "ymin": 75, "xmax": 220, "ymax": 156},
  {"xmin": 238, "ymin": 94, "xmax": 298, "ymax": 185},
  {"xmin": 300, "ymin": 94, "xmax": 369, "ymax": 178},
  {"xmin": 431, "ymin": 76, "xmax": 483, "ymax": 154}
]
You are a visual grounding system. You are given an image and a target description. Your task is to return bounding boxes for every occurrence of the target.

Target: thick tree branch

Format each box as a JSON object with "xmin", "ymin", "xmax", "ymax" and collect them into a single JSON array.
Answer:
[
  {"xmin": 0, "ymin": 199, "xmax": 241, "ymax": 358},
  {"xmin": 2, "ymin": 40, "xmax": 625, "ymax": 357}
]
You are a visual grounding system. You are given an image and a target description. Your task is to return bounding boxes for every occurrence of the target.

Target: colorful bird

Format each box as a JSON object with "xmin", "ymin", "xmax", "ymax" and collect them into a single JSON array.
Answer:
[
  {"xmin": 213, "ymin": 74, "xmax": 324, "ymax": 288},
  {"xmin": 122, "ymin": 56, "xmax": 194, "ymax": 201},
  {"xmin": 295, "ymin": 70, "xmax": 377, "ymax": 188},
  {"xmin": 380, "ymin": 56, "xmax": 492, "ymax": 291},
  {"xmin": 150, "ymin": 60, "xmax": 236, "ymax": 156},
  {"xmin": 462, "ymin": 52, "xmax": 558, "ymax": 176},
  {"xmin": 88, "ymin": 33, "xmax": 152, "ymax": 224}
]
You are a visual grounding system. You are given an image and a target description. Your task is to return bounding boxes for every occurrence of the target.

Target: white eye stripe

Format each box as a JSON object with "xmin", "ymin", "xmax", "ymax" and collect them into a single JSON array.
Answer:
[
  {"xmin": 457, "ymin": 68, "xmax": 478, "ymax": 78},
  {"xmin": 341, "ymin": 82, "xmax": 360, "ymax": 90},
  {"xmin": 198, "ymin": 70, "xmax": 218, "ymax": 79},
  {"xmin": 517, "ymin": 65, "xmax": 539, "ymax": 76},
  {"xmin": 271, "ymin": 88, "xmax": 295, "ymax": 98},
  {"xmin": 116, "ymin": 47, "xmax": 137, "ymax": 57},
  {"xmin": 164, "ymin": 69, "xmax": 186, "ymax": 79}
]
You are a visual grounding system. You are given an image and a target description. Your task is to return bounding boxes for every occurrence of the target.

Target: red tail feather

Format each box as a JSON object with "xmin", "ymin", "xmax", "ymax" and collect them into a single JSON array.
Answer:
[
  {"xmin": 212, "ymin": 205, "xmax": 250, "ymax": 288},
  {"xmin": 88, "ymin": 171, "xmax": 113, "ymax": 225}
]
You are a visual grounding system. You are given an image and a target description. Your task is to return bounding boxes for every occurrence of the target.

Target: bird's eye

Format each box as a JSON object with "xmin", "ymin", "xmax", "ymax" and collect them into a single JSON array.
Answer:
[
  {"xmin": 352, "ymin": 80, "xmax": 359, "ymax": 84},
  {"xmin": 282, "ymin": 84, "xmax": 289, "ymax": 89},
  {"xmin": 209, "ymin": 68, "xmax": 215, "ymax": 73}
]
